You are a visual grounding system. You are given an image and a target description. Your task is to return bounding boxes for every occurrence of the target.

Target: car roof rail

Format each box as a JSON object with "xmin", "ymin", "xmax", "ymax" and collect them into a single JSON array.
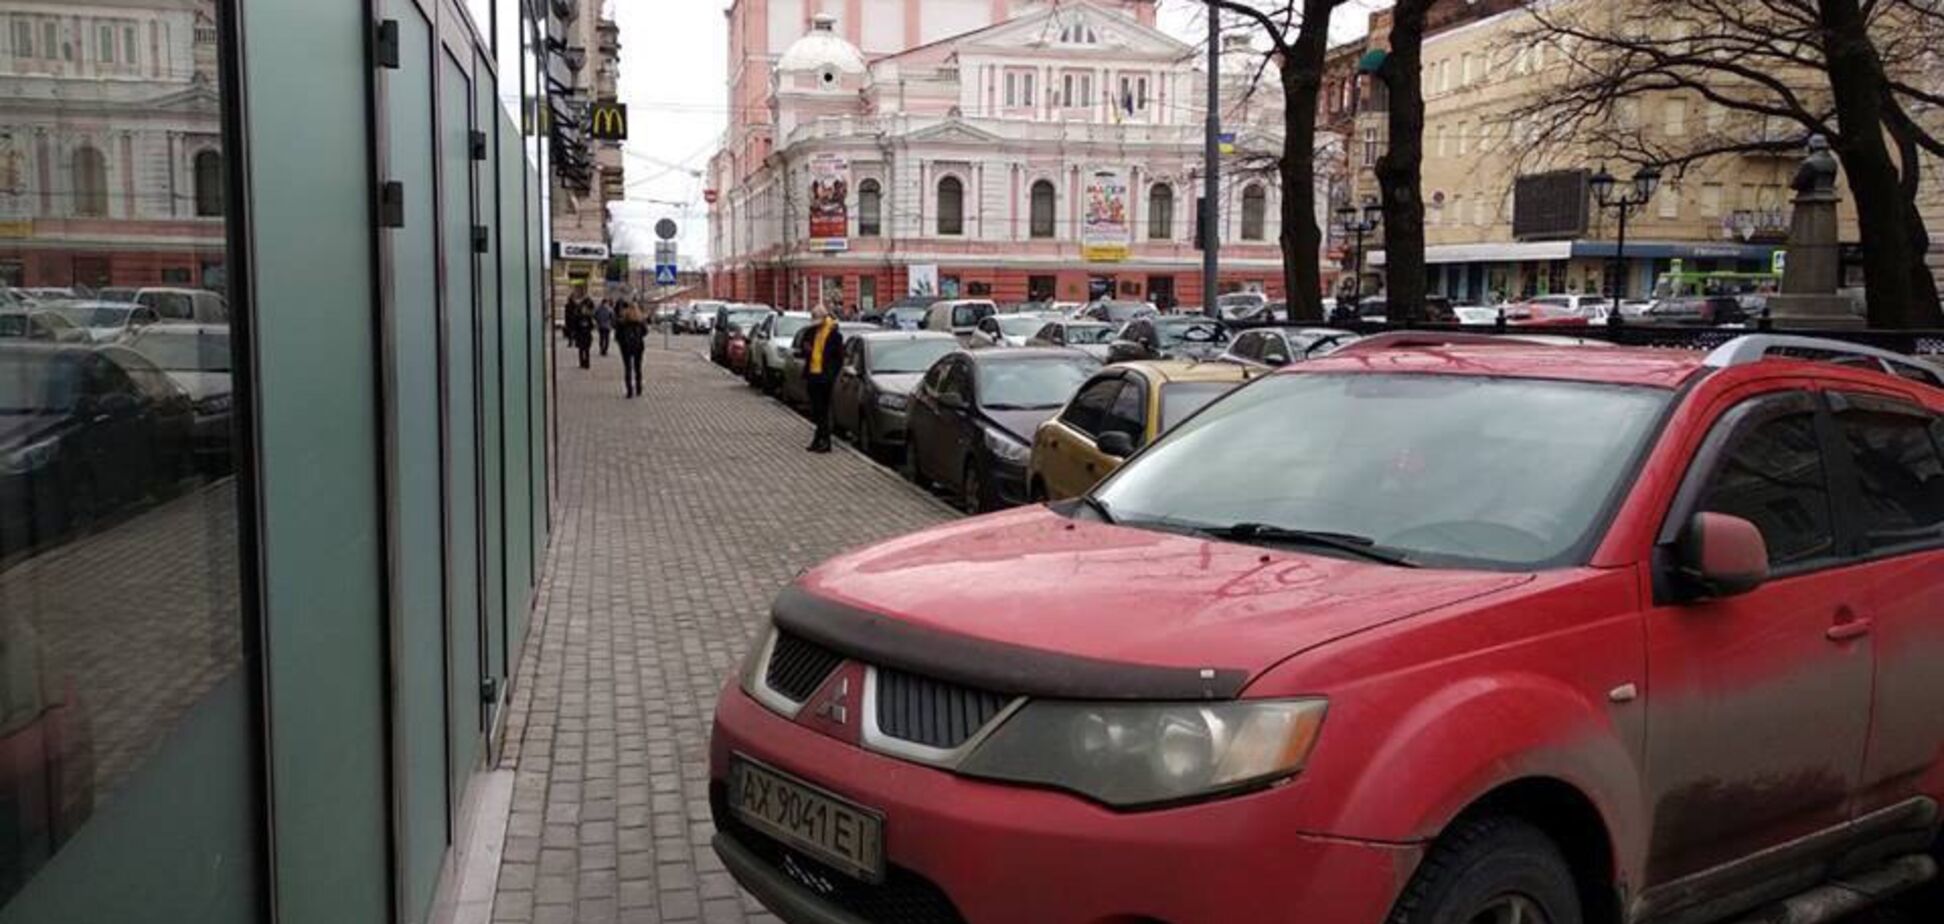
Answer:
[
  {"xmin": 1328, "ymin": 330, "xmax": 1530, "ymax": 354},
  {"xmin": 1703, "ymin": 334, "xmax": 1944, "ymax": 387}
]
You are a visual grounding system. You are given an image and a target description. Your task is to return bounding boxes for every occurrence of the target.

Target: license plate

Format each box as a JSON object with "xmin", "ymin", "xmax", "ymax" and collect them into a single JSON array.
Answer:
[{"xmin": 729, "ymin": 757, "xmax": 885, "ymax": 883}]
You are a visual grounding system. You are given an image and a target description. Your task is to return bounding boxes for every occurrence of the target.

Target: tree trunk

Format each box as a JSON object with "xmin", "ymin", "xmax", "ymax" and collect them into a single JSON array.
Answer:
[
  {"xmin": 1277, "ymin": 0, "xmax": 1338, "ymax": 323},
  {"xmin": 1375, "ymin": 0, "xmax": 1430, "ymax": 324},
  {"xmin": 1817, "ymin": 0, "xmax": 1937, "ymax": 327}
]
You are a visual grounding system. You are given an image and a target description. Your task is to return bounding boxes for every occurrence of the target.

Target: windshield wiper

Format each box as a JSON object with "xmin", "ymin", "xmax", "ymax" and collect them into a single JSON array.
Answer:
[{"xmin": 1194, "ymin": 523, "xmax": 1420, "ymax": 567}]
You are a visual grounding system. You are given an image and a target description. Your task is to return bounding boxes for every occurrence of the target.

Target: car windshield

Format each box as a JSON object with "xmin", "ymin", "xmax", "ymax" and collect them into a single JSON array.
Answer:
[
  {"xmin": 886, "ymin": 307, "xmax": 929, "ymax": 327},
  {"xmin": 0, "ymin": 353, "xmax": 80, "ymax": 412},
  {"xmin": 1062, "ymin": 324, "xmax": 1118, "ymax": 345},
  {"xmin": 1217, "ymin": 294, "xmax": 1264, "ymax": 308},
  {"xmin": 977, "ymin": 357, "xmax": 1099, "ymax": 410},
  {"xmin": 52, "ymin": 305, "xmax": 130, "ymax": 327},
  {"xmin": 1155, "ymin": 320, "xmax": 1228, "ymax": 348},
  {"xmin": 133, "ymin": 331, "xmax": 231, "ymax": 372},
  {"xmin": 143, "ymin": 292, "xmax": 198, "ymax": 319},
  {"xmin": 97, "ymin": 288, "xmax": 139, "ymax": 303},
  {"xmin": 0, "ymin": 316, "xmax": 29, "ymax": 338},
  {"xmin": 1098, "ymin": 302, "xmax": 1152, "ymax": 322},
  {"xmin": 872, "ymin": 339, "xmax": 957, "ymax": 374},
  {"xmin": 774, "ymin": 316, "xmax": 813, "ymax": 338},
  {"xmin": 1094, "ymin": 373, "xmax": 1670, "ymax": 569},
  {"xmin": 993, "ymin": 316, "xmax": 1045, "ymax": 336},
  {"xmin": 1159, "ymin": 382, "xmax": 1235, "ymax": 430}
]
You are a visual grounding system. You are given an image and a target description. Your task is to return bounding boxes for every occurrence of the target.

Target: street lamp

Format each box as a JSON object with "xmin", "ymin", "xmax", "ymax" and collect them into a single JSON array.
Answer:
[
  {"xmin": 1335, "ymin": 198, "xmax": 1382, "ymax": 318},
  {"xmin": 1589, "ymin": 163, "xmax": 1662, "ymax": 322}
]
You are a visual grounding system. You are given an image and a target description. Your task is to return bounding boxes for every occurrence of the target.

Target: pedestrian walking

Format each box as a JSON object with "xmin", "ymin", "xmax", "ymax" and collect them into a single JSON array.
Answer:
[
  {"xmin": 616, "ymin": 303, "xmax": 648, "ymax": 398},
  {"xmin": 565, "ymin": 290, "xmax": 595, "ymax": 369},
  {"xmin": 594, "ymin": 299, "xmax": 616, "ymax": 356},
  {"xmin": 564, "ymin": 287, "xmax": 594, "ymax": 345},
  {"xmin": 797, "ymin": 304, "xmax": 845, "ymax": 453}
]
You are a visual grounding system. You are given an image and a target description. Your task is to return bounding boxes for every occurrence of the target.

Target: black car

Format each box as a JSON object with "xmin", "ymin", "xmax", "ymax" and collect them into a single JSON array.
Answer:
[
  {"xmin": 1642, "ymin": 295, "xmax": 1750, "ymax": 326},
  {"xmin": 0, "ymin": 343, "xmax": 194, "ymax": 557},
  {"xmin": 1218, "ymin": 326, "xmax": 1360, "ymax": 369},
  {"xmin": 903, "ymin": 348, "xmax": 1099, "ymax": 512},
  {"xmin": 1108, "ymin": 316, "xmax": 1232, "ymax": 363},
  {"xmin": 830, "ymin": 331, "xmax": 960, "ymax": 461},
  {"xmin": 1331, "ymin": 295, "xmax": 1458, "ymax": 324}
]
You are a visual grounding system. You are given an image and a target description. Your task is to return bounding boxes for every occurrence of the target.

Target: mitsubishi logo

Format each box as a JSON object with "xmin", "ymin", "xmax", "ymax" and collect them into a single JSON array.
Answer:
[{"xmin": 812, "ymin": 676, "xmax": 851, "ymax": 726}]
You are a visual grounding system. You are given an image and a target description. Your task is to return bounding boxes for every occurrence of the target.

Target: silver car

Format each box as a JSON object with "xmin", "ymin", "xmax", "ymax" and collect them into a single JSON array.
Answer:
[{"xmin": 745, "ymin": 311, "xmax": 814, "ymax": 393}]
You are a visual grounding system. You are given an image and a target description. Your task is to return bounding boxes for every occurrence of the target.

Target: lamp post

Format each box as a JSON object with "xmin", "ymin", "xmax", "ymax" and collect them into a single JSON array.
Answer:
[
  {"xmin": 1335, "ymin": 198, "xmax": 1383, "ymax": 318},
  {"xmin": 1589, "ymin": 163, "xmax": 1662, "ymax": 324},
  {"xmin": 1203, "ymin": 1, "xmax": 1222, "ymax": 319}
]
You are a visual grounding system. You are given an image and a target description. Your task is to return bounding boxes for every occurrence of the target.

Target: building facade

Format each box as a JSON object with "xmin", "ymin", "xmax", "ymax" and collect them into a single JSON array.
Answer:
[
  {"xmin": 0, "ymin": 0, "xmax": 554, "ymax": 921},
  {"xmin": 707, "ymin": 0, "xmax": 1290, "ymax": 311},
  {"xmin": 545, "ymin": 0, "xmax": 622, "ymax": 303}
]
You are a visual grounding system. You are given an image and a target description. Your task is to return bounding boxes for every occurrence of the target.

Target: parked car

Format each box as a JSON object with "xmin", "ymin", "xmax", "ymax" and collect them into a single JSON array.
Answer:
[
  {"xmin": 970, "ymin": 313, "xmax": 1056, "ymax": 348},
  {"xmin": 1500, "ymin": 294, "xmax": 1610, "ymax": 326},
  {"xmin": 1075, "ymin": 299, "xmax": 1159, "ymax": 324},
  {"xmin": 744, "ymin": 311, "xmax": 814, "ymax": 392},
  {"xmin": 1219, "ymin": 326, "xmax": 1360, "ymax": 369},
  {"xmin": 830, "ymin": 331, "xmax": 962, "ymax": 462},
  {"xmin": 93, "ymin": 287, "xmax": 140, "ymax": 303},
  {"xmin": 712, "ymin": 331, "xmax": 1944, "ymax": 924},
  {"xmin": 1215, "ymin": 291, "xmax": 1269, "ymax": 321},
  {"xmin": 126, "ymin": 324, "xmax": 233, "ymax": 472},
  {"xmin": 0, "ymin": 343, "xmax": 193, "ymax": 551},
  {"xmin": 902, "ymin": 348, "xmax": 1098, "ymax": 512},
  {"xmin": 683, "ymin": 300, "xmax": 726, "ymax": 333},
  {"xmin": 1643, "ymin": 295, "xmax": 1750, "ymax": 326},
  {"xmin": 779, "ymin": 322, "xmax": 880, "ymax": 410},
  {"xmin": 723, "ymin": 316, "xmax": 763, "ymax": 375},
  {"xmin": 923, "ymin": 299, "xmax": 999, "ymax": 345},
  {"xmin": 1029, "ymin": 360, "xmax": 1255, "ymax": 501},
  {"xmin": 1108, "ymin": 315, "xmax": 1232, "ymax": 363},
  {"xmin": 1332, "ymin": 295, "xmax": 1458, "ymax": 324},
  {"xmin": 0, "ymin": 310, "xmax": 88, "ymax": 344},
  {"xmin": 880, "ymin": 296, "xmax": 942, "ymax": 331},
  {"xmin": 133, "ymin": 288, "xmax": 230, "ymax": 324},
  {"xmin": 1026, "ymin": 320, "xmax": 1121, "ymax": 362},
  {"xmin": 711, "ymin": 305, "xmax": 773, "ymax": 365},
  {"xmin": 46, "ymin": 302, "xmax": 162, "ymax": 343}
]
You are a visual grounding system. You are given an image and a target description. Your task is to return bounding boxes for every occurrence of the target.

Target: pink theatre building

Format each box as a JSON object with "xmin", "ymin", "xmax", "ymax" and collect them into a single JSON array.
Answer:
[{"xmin": 706, "ymin": 0, "xmax": 1294, "ymax": 312}]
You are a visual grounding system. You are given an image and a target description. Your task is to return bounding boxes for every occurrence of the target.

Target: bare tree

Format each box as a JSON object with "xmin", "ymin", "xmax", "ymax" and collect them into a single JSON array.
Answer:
[
  {"xmin": 1371, "ymin": 0, "xmax": 1433, "ymax": 323},
  {"xmin": 1506, "ymin": 0, "xmax": 1943, "ymax": 327},
  {"xmin": 1207, "ymin": 0, "xmax": 1351, "ymax": 322}
]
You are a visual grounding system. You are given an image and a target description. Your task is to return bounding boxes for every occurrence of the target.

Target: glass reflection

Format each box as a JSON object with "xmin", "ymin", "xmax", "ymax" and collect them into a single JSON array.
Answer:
[{"xmin": 0, "ymin": 0, "xmax": 246, "ymax": 911}]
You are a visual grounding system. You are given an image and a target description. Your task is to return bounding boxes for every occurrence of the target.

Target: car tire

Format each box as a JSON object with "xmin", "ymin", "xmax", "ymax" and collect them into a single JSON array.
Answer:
[{"xmin": 1387, "ymin": 816, "xmax": 1582, "ymax": 924}]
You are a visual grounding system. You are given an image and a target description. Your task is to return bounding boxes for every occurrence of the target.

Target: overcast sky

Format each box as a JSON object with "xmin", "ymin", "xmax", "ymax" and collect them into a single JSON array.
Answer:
[{"xmin": 610, "ymin": 0, "xmax": 1384, "ymax": 264}]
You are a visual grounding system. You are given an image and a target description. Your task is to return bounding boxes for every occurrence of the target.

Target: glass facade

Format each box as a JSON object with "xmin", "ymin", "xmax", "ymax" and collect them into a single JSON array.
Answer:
[{"xmin": 0, "ymin": 0, "xmax": 552, "ymax": 920}]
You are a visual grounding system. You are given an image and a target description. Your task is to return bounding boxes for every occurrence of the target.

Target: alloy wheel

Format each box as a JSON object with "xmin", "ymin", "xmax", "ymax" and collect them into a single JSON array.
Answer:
[{"xmin": 1470, "ymin": 895, "xmax": 1549, "ymax": 924}]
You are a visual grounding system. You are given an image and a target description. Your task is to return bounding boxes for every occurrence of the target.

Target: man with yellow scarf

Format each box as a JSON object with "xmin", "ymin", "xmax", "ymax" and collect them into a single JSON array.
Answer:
[{"xmin": 797, "ymin": 303, "xmax": 846, "ymax": 453}]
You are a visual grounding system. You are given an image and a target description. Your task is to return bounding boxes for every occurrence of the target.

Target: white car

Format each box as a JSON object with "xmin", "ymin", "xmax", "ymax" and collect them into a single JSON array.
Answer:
[
  {"xmin": 47, "ymin": 301, "xmax": 162, "ymax": 343},
  {"xmin": 924, "ymin": 299, "xmax": 999, "ymax": 345},
  {"xmin": 972, "ymin": 313, "xmax": 1057, "ymax": 347}
]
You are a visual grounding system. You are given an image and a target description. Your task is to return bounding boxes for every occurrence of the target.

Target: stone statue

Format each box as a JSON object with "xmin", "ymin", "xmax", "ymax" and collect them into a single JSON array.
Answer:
[{"xmin": 1790, "ymin": 134, "xmax": 1839, "ymax": 196}]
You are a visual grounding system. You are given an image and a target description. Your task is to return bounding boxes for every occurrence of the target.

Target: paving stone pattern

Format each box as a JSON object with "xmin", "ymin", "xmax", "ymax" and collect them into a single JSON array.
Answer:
[{"xmin": 492, "ymin": 337, "xmax": 953, "ymax": 924}]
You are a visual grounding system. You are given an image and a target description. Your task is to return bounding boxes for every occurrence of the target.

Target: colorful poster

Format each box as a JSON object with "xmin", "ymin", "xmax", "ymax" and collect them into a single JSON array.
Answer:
[
  {"xmin": 908, "ymin": 264, "xmax": 939, "ymax": 296},
  {"xmin": 1082, "ymin": 166, "xmax": 1131, "ymax": 262},
  {"xmin": 809, "ymin": 153, "xmax": 849, "ymax": 252}
]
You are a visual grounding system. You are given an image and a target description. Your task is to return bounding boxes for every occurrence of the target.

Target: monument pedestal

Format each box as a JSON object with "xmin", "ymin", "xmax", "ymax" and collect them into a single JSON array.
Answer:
[{"xmin": 1767, "ymin": 186, "xmax": 1861, "ymax": 328}]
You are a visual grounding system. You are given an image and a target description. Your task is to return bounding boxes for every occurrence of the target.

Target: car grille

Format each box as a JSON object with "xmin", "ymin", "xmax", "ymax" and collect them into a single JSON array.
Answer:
[
  {"xmin": 765, "ymin": 631, "xmax": 844, "ymax": 703},
  {"xmin": 713, "ymin": 787, "xmax": 967, "ymax": 924},
  {"xmin": 875, "ymin": 667, "xmax": 1011, "ymax": 750}
]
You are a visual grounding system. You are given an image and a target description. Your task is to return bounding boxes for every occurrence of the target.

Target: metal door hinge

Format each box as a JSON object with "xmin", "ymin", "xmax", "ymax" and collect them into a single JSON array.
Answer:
[
  {"xmin": 480, "ymin": 677, "xmax": 501, "ymax": 704},
  {"xmin": 378, "ymin": 181, "xmax": 405, "ymax": 228},
  {"xmin": 472, "ymin": 225, "xmax": 491, "ymax": 253},
  {"xmin": 374, "ymin": 20, "xmax": 401, "ymax": 70},
  {"xmin": 470, "ymin": 130, "xmax": 489, "ymax": 161}
]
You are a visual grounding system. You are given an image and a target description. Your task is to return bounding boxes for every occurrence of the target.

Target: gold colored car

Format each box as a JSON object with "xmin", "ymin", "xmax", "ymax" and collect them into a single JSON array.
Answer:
[{"xmin": 1029, "ymin": 360, "xmax": 1256, "ymax": 502}]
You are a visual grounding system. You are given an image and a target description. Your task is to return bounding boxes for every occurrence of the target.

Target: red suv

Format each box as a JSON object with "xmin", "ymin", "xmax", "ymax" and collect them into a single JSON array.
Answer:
[{"xmin": 710, "ymin": 332, "xmax": 1944, "ymax": 924}]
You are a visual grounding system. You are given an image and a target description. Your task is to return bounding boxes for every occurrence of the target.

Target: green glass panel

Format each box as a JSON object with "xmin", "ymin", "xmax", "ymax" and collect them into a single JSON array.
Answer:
[{"xmin": 441, "ymin": 51, "xmax": 484, "ymax": 795}]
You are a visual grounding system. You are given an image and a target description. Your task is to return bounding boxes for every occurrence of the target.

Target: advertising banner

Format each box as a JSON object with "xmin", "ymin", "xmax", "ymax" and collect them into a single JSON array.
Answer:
[
  {"xmin": 809, "ymin": 153, "xmax": 850, "ymax": 252},
  {"xmin": 1082, "ymin": 166, "xmax": 1131, "ymax": 262},
  {"xmin": 908, "ymin": 264, "xmax": 940, "ymax": 296}
]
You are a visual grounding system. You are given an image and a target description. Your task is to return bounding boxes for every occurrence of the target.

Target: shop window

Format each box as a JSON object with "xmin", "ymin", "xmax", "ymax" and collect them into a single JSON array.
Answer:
[
  {"xmin": 1030, "ymin": 181, "xmax": 1055, "ymax": 239},
  {"xmin": 1148, "ymin": 185, "xmax": 1173, "ymax": 240},
  {"xmin": 858, "ymin": 180, "xmax": 881, "ymax": 236},
  {"xmin": 1240, "ymin": 185, "xmax": 1267, "ymax": 241},
  {"xmin": 194, "ymin": 151, "xmax": 225, "ymax": 217},
  {"xmin": 937, "ymin": 176, "xmax": 964, "ymax": 236}
]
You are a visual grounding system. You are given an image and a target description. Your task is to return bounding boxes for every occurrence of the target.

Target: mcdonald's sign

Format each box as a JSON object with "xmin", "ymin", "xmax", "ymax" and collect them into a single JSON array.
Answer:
[{"xmin": 589, "ymin": 101, "xmax": 629, "ymax": 141}]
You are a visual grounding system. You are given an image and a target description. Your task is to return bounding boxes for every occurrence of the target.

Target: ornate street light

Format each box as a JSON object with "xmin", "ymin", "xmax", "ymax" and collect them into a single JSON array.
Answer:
[
  {"xmin": 1336, "ymin": 197, "xmax": 1382, "ymax": 318},
  {"xmin": 1588, "ymin": 163, "xmax": 1662, "ymax": 320}
]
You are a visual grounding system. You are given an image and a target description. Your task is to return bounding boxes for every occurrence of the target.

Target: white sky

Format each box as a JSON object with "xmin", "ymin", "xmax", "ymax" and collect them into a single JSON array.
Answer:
[{"xmin": 611, "ymin": 0, "xmax": 1385, "ymax": 264}]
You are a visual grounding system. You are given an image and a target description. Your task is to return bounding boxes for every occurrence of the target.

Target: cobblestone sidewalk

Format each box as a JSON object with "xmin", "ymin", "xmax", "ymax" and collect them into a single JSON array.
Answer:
[{"xmin": 491, "ymin": 337, "xmax": 954, "ymax": 924}]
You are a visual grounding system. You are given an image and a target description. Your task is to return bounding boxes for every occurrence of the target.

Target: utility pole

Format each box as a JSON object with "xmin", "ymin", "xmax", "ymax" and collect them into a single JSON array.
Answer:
[{"xmin": 1203, "ymin": 2, "xmax": 1221, "ymax": 318}]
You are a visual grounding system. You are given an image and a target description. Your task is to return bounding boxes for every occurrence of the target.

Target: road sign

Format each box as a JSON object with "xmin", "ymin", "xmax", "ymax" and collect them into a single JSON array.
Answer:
[
  {"xmin": 589, "ymin": 101, "xmax": 629, "ymax": 141},
  {"xmin": 655, "ymin": 265, "xmax": 678, "ymax": 286},
  {"xmin": 655, "ymin": 218, "xmax": 678, "ymax": 241},
  {"xmin": 654, "ymin": 240, "xmax": 677, "ymax": 266}
]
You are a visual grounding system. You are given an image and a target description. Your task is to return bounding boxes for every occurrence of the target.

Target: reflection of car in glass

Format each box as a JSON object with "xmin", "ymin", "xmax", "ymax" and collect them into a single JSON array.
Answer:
[
  {"xmin": 0, "ymin": 344, "xmax": 193, "ymax": 553},
  {"xmin": 1109, "ymin": 316, "xmax": 1232, "ymax": 362},
  {"xmin": 1030, "ymin": 360, "xmax": 1255, "ymax": 501},
  {"xmin": 0, "ymin": 612, "xmax": 94, "ymax": 901},
  {"xmin": 830, "ymin": 331, "xmax": 960, "ymax": 462},
  {"xmin": 127, "ymin": 324, "xmax": 234, "ymax": 473},
  {"xmin": 0, "ymin": 311, "xmax": 88, "ymax": 344},
  {"xmin": 971, "ymin": 313, "xmax": 1054, "ymax": 348},
  {"xmin": 132, "ymin": 288, "xmax": 230, "ymax": 325},
  {"xmin": 903, "ymin": 348, "xmax": 1099, "ymax": 512},
  {"xmin": 46, "ymin": 303, "xmax": 162, "ymax": 344},
  {"xmin": 1026, "ymin": 320, "xmax": 1121, "ymax": 362},
  {"xmin": 1218, "ymin": 327, "xmax": 1360, "ymax": 370},
  {"xmin": 780, "ymin": 322, "xmax": 879, "ymax": 410}
]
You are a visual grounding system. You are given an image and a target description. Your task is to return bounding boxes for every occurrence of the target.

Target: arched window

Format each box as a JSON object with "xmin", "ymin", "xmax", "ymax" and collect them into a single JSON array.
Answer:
[
  {"xmin": 73, "ymin": 145, "xmax": 108, "ymax": 217},
  {"xmin": 937, "ymin": 175, "xmax": 963, "ymax": 236},
  {"xmin": 194, "ymin": 150, "xmax": 225, "ymax": 217},
  {"xmin": 1029, "ymin": 180, "xmax": 1055, "ymax": 239},
  {"xmin": 1147, "ymin": 184, "xmax": 1173, "ymax": 240},
  {"xmin": 1240, "ymin": 184, "xmax": 1267, "ymax": 241},
  {"xmin": 858, "ymin": 179, "xmax": 881, "ymax": 237}
]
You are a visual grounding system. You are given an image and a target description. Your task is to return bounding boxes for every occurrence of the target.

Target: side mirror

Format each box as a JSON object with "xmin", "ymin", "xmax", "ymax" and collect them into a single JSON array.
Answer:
[
  {"xmin": 1096, "ymin": 430, "xmax": 1136, "ymax": 459},
  {"xmin": 1675, "ymin": 512, "xmax": 1769, "ymax": 599}
]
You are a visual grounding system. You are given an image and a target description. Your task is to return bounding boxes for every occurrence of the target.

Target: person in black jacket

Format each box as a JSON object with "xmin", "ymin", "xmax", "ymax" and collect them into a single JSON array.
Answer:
[
  {"xmin": 796, "ymin": 304, "xmax": 845, "ymax": 453},
  {"xmin": 615, "ymin": 303, "xmax": 649, "ymax": 398},
  {"xmin": 564, "ymin": 288, "xmax": 595, "ymax": 368}
]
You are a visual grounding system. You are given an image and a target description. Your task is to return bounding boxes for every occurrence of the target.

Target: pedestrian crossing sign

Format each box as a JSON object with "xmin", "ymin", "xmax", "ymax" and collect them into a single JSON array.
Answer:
[{"xmin": 655, "ymin": 265, "xmax": 678, "ymax": 286}]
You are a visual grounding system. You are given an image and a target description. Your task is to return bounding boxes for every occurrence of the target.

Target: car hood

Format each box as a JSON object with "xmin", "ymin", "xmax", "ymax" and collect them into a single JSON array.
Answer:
[
  {"xmin": 795, "ymin": 506, "xmax": 1533, "ymax": 684},
  {"xmin": 165, "ymin": 371, "xmax": 231, "ymax": 401},
  {"xmin": 869, "ymin": 372, "xmax": 924, "ymax": 395},
  {"xmin": 0, "ymin": 412, "xmax": 66, "ymax": 448},
  {"xmin": 980, "ymin": 407, "xmax": 1061, "ymax": 443}
]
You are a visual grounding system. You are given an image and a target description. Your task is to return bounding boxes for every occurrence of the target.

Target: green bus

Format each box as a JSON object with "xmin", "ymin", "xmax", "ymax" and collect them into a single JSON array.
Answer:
[{"xmin": 1651, "ymin": 271, "xmax": 1781, "ymax": 300}]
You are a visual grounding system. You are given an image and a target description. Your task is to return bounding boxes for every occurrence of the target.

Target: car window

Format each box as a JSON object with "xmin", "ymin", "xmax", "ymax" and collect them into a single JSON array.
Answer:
[
  {"xmin": 1159, "ymin": 382, "xmax": 1235, "ymax": 431},
  {"xmin": 1698, "ymin": 408, "xmax": 1835, "ymax": 567},
  {"xmin": 1034, "ymin": 323, "xmax": 1060, "ymax": 344},
  {"xmin": 1837, "ymin": 402, "xmax": 1944, "ymax": 550},
  {"xmin": 1260, "ymin": 335, "xmax": 1293, "ymax": 364},
  {"xmin": 1229, "ymin": 332, "xmax": 1261, "ymax": 361},
  {"xmin": 921, "ymin": 360, "xmax": 952, "ymax": 395},
  {"xmin": 1062, "ymin": 376, "xmax": 1124, "ymax": 438},
  {"xmin": 978, "ymin": 318, "xmax": 1000, "ymax": 336},
  {"xmin": 1103, "ymin": 377, "xmax": 1147, "ymax": 443}
]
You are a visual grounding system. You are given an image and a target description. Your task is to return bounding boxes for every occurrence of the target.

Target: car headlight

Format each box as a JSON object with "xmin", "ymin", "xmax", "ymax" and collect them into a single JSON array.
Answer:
[
  {"xmin": 983, "ymin": 428, "xmax": 1031, "ymax": 464},
  {"xmin": 959, "ymin": 699, "xmax": 1327, "ymax": 809},
  {"xmin": 876, "ymin": 392, "xmax": 909, "ymax": 412},
  {"xmin": 1, "ymin": 437, "xmax": 60, "ymax": 476}
]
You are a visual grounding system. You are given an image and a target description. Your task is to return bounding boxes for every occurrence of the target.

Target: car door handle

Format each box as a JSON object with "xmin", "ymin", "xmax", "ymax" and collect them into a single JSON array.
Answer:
[{"xmin": 1826, "ymin": 619, "xmax": 1873, "ymax": 642}]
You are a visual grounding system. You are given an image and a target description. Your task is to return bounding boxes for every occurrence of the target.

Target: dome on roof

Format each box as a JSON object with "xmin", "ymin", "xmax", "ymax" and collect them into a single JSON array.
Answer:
[{"xmin": 777, "ymin": 14, "xmax": 867, "ymax": 78}]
